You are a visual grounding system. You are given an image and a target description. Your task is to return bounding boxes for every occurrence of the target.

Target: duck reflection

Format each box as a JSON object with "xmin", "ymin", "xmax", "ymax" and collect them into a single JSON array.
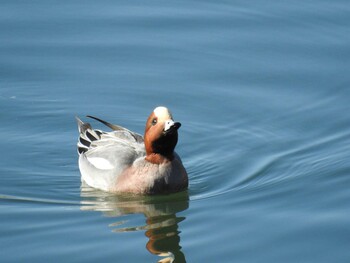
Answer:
[{"xmin": 80, "ymin": 184, "xmax": 188, "ymax": 263}]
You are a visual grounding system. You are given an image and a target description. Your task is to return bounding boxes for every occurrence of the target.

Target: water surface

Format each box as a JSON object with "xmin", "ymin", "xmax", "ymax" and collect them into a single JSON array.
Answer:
[{"xmin": 1, "ymin": 1, "xmax": 350, "ymax": 262}]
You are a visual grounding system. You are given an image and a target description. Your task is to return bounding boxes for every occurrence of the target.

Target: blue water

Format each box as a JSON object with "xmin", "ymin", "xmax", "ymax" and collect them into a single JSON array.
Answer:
[{"xmin": 1, "ymin": 1, "xmax": 350, "ymax": 262}]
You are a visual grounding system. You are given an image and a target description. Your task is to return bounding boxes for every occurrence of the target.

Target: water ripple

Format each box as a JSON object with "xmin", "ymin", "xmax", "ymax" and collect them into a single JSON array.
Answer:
[
  {"xmin": 0, "ymin": 194, "xmax": 83, "ymax": 206},
  {"xmin": 188, "ymin": 125, "xmax": 350, "ymax": 202}
]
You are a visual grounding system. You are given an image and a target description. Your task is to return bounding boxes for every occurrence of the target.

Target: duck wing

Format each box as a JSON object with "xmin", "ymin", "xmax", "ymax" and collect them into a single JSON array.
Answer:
[
  {"xmin": 76, "ymin": 116, "xmax": 143, "ymax": 153},
  {"xmin": 87, "ymin": 115, "xmax": 143, "ymax": 143},
  {"xmin": 76, "ymin": 117, "xmax": 145, "ymax": 191}
]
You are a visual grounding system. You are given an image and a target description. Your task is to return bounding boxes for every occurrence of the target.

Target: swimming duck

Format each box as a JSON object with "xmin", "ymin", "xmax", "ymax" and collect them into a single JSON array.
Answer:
[{"xmin": 76, "ymin": 106, "xmax": 188, "ymax": 194}]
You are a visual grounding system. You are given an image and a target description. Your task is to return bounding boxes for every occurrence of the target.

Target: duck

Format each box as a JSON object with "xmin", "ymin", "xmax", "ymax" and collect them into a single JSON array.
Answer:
[{"xmin": 76, "ymin": 106, "xmax": 188, "ymax": 195}]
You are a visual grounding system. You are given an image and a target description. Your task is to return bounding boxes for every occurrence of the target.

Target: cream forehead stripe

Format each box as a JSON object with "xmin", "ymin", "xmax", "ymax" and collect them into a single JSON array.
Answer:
[{"xmin": 153, "ymin": 106, "xmax": 173, "ymax": 120}]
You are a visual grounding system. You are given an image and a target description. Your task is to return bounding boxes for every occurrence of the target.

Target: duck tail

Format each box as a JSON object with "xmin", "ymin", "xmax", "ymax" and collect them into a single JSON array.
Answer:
[{"xmin": 75, "ymin": 117, "xmax": 102, "ymax": 154}]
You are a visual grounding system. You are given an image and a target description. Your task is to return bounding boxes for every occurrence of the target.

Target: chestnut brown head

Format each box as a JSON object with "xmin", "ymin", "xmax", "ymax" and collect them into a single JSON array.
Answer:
[{"xmin": 144, "ymin": 106, "xmax": 181, "ymax": 158}]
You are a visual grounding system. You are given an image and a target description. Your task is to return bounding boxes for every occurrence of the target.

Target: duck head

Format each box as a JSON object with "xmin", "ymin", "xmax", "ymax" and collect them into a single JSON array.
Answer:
[{"xmin": 144, "ymin": 106, "xmax": 181, "ymax": 163}]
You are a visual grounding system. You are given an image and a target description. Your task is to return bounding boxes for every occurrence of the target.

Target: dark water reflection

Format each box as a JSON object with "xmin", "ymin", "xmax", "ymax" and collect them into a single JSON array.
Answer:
[{"xmin": 80, "ymin": 184, "xmax": 188, "ymax": 263}]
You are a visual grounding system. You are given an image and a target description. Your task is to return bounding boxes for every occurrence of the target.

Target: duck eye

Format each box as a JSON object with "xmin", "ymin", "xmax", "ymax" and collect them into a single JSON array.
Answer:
[{"xmin": 152, "ymin": 118, "xmax": 157, "ymax": 125}]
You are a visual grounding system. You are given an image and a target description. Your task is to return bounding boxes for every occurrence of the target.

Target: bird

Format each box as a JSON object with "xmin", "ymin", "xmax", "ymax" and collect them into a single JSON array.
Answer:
[{"xmin": 76, "ymin": 106, "xmax": 188, "ymax": 195}]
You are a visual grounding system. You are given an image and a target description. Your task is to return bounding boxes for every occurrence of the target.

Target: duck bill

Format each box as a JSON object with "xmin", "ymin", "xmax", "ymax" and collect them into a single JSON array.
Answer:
[
  {"xmin": 164, "ymin": 121, "xmax": 181, "ymax": 135},
  {"xmin": 172, "ymin": 122, "xmax": 181, "ymax": 130}
]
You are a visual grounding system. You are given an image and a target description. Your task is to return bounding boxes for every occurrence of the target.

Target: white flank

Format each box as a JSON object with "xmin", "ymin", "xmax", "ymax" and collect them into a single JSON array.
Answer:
[{"xmin": 87, "ymin": 157, "xmax": 114, "ymax": 170}]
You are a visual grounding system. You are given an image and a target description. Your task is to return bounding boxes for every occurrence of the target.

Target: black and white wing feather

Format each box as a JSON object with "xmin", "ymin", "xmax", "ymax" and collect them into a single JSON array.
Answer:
[
  {"xmin": 76, "ymin": 117, "xmax": 105, "ymax": 154},
  {"xmin": 76, "ymin": 116, "xmax": 143, "ymax": 154}
]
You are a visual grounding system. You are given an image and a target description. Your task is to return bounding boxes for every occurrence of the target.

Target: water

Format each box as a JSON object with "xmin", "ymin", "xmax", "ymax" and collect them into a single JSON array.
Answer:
[{"xmin": 1, "ymin": 1, "xmax": 350, "ymax": 262}]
